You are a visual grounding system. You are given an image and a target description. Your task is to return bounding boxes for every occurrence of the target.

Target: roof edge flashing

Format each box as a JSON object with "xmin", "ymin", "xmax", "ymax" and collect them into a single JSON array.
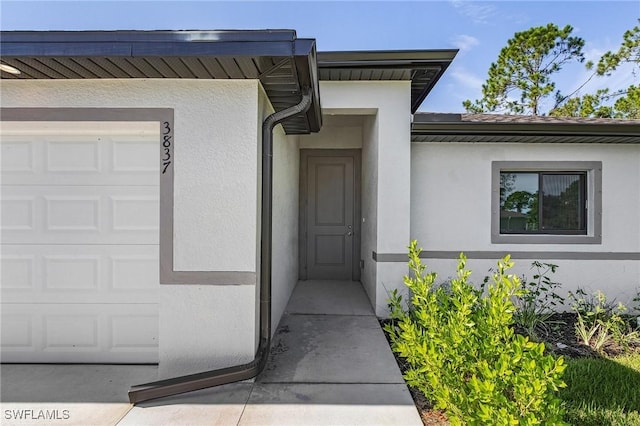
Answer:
[
  {"xmin": 0, "ymin": 29, "xmax": 299, "ymax": 43},
  {"xmin": 318, "ymin": 49, "xmax": 458, "ymax": 63}
]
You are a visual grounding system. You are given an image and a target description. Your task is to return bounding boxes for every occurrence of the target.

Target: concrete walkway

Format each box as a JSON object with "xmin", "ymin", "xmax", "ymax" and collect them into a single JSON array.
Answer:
[{"xmin": 1, "ymin": 281, "xmax": 421, "ymax": 426}]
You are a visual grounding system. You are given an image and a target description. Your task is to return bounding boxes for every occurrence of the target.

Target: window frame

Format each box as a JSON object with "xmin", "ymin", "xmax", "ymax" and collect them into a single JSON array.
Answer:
[{"xmin": 491, "ymin": 161, "xmax": 602, "ymax": 244}]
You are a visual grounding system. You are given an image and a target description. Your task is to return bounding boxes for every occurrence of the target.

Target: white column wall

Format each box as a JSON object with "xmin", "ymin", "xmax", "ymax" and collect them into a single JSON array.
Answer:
[
  {"xmin": 270, "ymin": 128, "xmax": 300, "ymax": 333},
  {"xmin": 411, "ymin": 142, "xmax": 640, "ymax": 307},
  {"xmin": 299, "ymin": 119, "xmax": 363, "ymax": 149},
  {"xmin": 320, "ymin": 81, "xmax": 412, "ymax": 316},
  {"xmin": 360, "ymin": 115, "xmax": 379, "ymax": 304},
  {"xmin": 1, "ymin": 79, "xmax": 264, "ymax": 377}
]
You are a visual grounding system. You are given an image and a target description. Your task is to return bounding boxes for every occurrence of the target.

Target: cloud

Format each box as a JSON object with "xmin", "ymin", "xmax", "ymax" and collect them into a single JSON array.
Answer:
[
  {"xmin": 584, "ymin": 47, "xmax": 607, "ymax": 64},
  {"xmin": 450, "ymin": 0, "xmax": 496, "ymax": 24},
  {"xmin": 450, "ymin": 67, "xmax": 484, "ymax": 90},
  {"xmin": 451, "ymin": 34, "xmax": 479, "ymax": 52}
]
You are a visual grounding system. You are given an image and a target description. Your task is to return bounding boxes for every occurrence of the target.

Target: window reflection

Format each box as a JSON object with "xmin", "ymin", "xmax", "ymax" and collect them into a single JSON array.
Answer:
[{"xmin": 500, "ymin": 172, "xmax": 586, "ymax": 234}]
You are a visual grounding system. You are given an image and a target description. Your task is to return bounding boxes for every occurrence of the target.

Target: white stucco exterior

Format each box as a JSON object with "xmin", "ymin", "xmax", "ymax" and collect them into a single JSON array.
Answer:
[
  {"xmin": 411, "ymin": 142, "xmax": 640, "ymax": 306},
  {"xmin": 271, "ymin": 124, "xmax": 300, "ymax": 333},
  {"xmin": 3, "ymin": 70, "xmax": 638, "ymax": 376},
  {"xmin": 0, "ymin": 79, "xmax": 273, "ymax": 376}
]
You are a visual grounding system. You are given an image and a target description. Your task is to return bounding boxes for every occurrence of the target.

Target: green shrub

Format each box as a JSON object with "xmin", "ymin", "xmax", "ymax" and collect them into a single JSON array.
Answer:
[
  {"xmin": 385, "ymin": 240, "xmax": 566, "ymax": 425},
  {"xmin": 512, "ymin": 262, "xmax": 565, "ymax": 342}
]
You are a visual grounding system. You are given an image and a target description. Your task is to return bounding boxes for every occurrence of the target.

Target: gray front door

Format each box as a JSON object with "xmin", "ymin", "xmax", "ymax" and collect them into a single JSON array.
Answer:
[{"xmin": 300, "ymin": 149, "xmax": 360, "ymax": 280}]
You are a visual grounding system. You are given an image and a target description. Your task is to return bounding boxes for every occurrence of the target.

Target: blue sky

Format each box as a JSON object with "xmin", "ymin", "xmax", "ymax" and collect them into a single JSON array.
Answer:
[{"xmin": 2, "ymin": 1, "xmax": 639, "ymax": 112}]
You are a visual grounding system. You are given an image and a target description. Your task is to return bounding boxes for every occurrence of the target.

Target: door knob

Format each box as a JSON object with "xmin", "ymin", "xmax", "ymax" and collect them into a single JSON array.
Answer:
[{"xmin": 347, "ymin": 231, "xmax": 353, "ymax": 236}]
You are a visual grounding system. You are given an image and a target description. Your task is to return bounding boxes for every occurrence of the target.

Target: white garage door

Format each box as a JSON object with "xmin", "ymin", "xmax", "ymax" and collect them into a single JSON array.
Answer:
[{"xmin": 1, "ymin": 121, "xmax": 160, "ymax": 363}]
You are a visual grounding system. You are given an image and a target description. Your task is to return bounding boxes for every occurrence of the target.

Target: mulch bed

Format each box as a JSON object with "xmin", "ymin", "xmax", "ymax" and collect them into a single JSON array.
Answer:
[{"xmin": 380, "ymin": 313, "xmax": 640, "ymax": 425}]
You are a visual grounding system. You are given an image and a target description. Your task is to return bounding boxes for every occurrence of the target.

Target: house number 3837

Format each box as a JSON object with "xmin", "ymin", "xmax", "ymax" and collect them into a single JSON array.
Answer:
[{"xmin": 161, "ymin": 121, "xmax": 172, "ymax": 174}]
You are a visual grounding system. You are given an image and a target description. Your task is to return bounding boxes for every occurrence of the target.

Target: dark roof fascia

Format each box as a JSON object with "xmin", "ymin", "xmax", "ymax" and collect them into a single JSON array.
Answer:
[
  {"xmin": 293, "ymin": 38, "xmax": 322, "ymax": 132},
  {"xmin": 412, "ymin": 113, "xmax": 640, "ymax": 140},
  {"xmin": 0, "ymin": 30, "xmax": 321, "ymax": 133},
  {"xmin": 0, "ymin": 29, "xmax": 298, "ymax": 43},
  {"xmin": 317, "ymin": 49, "xmax": 457, "ymax": 113},
  {"xmin": 1, "ymin": 30, "xmax": 300, "ymax": 58},
  {"xmin": 409, "ymin": 53, "xmax": 455, "ymax": 113},
  {"xmin": 317, "ymin": 49, "xmax": 458, "ymax": 66}
]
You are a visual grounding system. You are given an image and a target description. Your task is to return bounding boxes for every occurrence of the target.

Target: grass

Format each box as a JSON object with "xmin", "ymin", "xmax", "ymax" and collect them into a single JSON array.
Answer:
[{"xmin": 560, "ymin": 353, "xmax": 640, "ymax": 425}]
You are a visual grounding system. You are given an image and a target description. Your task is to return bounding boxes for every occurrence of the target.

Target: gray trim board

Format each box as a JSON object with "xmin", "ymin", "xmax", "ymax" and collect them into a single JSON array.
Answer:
[
  {"xmin": 372, "ymin": 251, "xmax": 403, "ymax": 262},
  {"xmin": 1, "ymin": 107, "xmax": 171, "ymax": 122},
  {"xmin": 167, "ymin": 271, "xmax": 256, "ymax": 285},
  {"xmin": 1, "ymin": 107, "xmax": 252, "ymax": 286},
  {"xmin": 372, "ymin": 251, "xmax": 640, "ymax": 262},
  {"xmin": 491, "ymin": 161, "xmax": 602, "ymax": 244}
]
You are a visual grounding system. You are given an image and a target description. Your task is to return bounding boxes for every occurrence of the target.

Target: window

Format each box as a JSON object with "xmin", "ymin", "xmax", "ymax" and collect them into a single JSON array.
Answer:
[
  {"xmin": 491, "ymin": 162, "xmax": 602, "ymax": 244},
  {"xmin": 500, "ymin": 172, "xmax": 586, "ymax": 234}
]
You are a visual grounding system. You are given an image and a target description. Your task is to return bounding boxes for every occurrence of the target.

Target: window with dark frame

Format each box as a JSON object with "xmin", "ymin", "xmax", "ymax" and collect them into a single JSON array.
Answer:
[{"xmin": 499, "ymin": 171, "xmax": 587, "ymax": 235}]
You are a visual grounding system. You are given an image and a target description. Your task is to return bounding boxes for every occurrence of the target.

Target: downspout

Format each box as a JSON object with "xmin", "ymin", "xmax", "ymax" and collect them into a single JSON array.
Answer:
[{"xmin": 128, "ymin": 87, "xmax": 313, "ymax": 404}]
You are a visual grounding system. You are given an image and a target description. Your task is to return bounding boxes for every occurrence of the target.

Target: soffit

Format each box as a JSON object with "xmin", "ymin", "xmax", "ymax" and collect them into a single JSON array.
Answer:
[
  {"xmin": 412, "ymin": 113, "xmax": 640, "ymax": 144},
  {"xmin": 317, "ymin": 50, "xmax": 457, "ymax": 113},
  {"xmin": 0, "ymin": 30, "xmax": 321, "ymax": 134}
]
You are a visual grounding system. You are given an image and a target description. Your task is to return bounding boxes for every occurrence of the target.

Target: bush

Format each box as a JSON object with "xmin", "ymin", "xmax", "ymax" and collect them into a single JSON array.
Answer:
[{"xmin": 385, "ymin": 241, "xmax": 566, "ymax": 425}]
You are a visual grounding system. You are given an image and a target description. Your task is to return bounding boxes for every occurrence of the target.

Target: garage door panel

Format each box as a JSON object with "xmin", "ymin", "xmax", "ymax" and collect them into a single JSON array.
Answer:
[
  {"xmin": 1, "ymin": 245, "xmax": 159, "ymax": 304},
  {"xmin": 45, "ymin": 314, "xmax": 100, "ymax": 351},
  {"xmin": 44, "ymin": 255, "xmax": 101, "ymax": 290},
  {"xmin": 46, "ymin": 195, "xmax": 101, "ymax": 232},
  {"xmin": 1, "ymin": 121, "xmax": 159, "ymax": 364},
  {"xmin": 1, "ymin": 133, "xmax": 158, "ymax": 186},
  {"xmin": 1, "ymin": 304, "xmax": 159, "ymax": 363},
  {"xmin": 112, "ymin": 139, "xmax": 158, "ymax": 173},
  {"xmin": 112, "ymin": 196, "xmax": 159, "ymax": 231},
  {"xmin": 110, "ymin": 314, "xmax": 158, "ymax": 352},
  {"xmin": 0, "ymin": 314, "xmax": 34, "ymax": 351},
  {"xmin": 1, "ymin": 186, "xmax": 159, "ymax": 244},
  {"xmin": 0, "ymin": 196, "xmax": 36, "ymax": 231},
  {"xmin": 46, "ymin": 138, "xmax": 101, "ymax": 173},
  {"xmin": 0, "ymin": 255, "xmax": 34, "ymax": 289},
  {"xmin": 0, "ymin": 137, "xmax": 35, "ymax": 173}
]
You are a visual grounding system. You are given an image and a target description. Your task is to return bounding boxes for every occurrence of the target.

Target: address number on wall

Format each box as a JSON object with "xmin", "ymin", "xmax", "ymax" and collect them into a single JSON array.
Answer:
[{"xmin": 161, "ymin": 121, "xmax": 172, "ymax": 174}]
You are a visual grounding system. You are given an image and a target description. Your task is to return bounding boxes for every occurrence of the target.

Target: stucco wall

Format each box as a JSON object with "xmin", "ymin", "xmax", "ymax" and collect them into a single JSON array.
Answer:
[
  {"xmin": 360, "ymin": 115, "xmax": 379, "ymax": 304},
  {"xmin": 410, "ymin": 142, "xmax": 640, "ymax": 305},
  {"xmin": 1, "ymin": 79, "xmax": 264, "ymax": 376},
  {"xmin": 299, "ymin": 116, "xmax": 363, "ymax": 149},
  {"xmin": 319, "ymin": 81, "xmax": 412, "ymax": 316},
  {"xmin": 271, "ymin": 128, "xmax": 300, "ymax": 333}
]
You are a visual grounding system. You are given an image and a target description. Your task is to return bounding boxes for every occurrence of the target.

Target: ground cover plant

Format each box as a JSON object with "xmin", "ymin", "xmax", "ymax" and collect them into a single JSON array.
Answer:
[
  {"xmin": 511, "ymin": 261, "xmax": 565, "ymax": 343},
  {"xmin": 567, "ymin": 288, "xmax": 640, "ymax": 354},
  {"xmin": 383, "ymin": 241, "xmax": 640, "ymax": 425}
]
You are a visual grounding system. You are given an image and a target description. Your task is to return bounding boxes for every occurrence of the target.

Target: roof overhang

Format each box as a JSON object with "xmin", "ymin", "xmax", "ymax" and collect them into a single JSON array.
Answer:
[
  {"xmin": 0, "ymin": 30, "xmax": 322, "ymax": 134},
  {"xmin": 412, "ymin": 113, "xmax": 640, "ymax": 144},
  {"xmin": 318, "ymin": 50, "xmax": 457, "ymax": 113}
]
